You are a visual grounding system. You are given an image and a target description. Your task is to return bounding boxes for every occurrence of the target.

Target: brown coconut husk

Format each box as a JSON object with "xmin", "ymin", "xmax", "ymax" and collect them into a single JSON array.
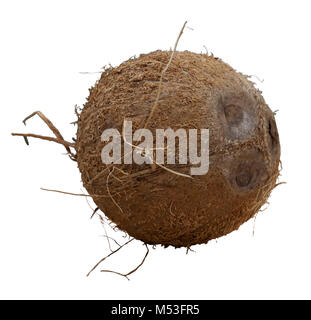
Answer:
[{"xmin": 74, "ymin": 48, "xmax": 281, "ymax": 248}]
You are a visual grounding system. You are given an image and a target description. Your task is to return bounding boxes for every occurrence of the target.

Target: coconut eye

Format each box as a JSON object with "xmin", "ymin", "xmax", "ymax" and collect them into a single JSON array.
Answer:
[
  {"xmin": 217, "ymin": 92, "xmax": 257, "ymax": 140},
  {"xmin": 224, "ymin": 104, "xmax": 244, "ymax": 126},
  {"xmin": 268, "ymin": 118, "xmax": 279, "ymax": 147},
  {"xmin": 236, "ymin": 170, "xmax": 252, "ymax": 187},
  {"xmin": 267, "ymin": 117, "xmax": 280, "ymax": 161}
]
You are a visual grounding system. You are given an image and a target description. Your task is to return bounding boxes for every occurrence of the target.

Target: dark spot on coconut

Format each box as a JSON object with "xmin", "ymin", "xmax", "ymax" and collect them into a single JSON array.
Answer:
[
  {"xmin": 224, "ymin": 104, "xmax": 244, "ymax": 126},
  {"xmin": 225, "ymin": 149, "xmax": 269, "ymax": 192},
  {"xmin": 267, "ymin": 117, "xmax": 280, "ymax": 160},
  {"xmin": 236, "ymin": 170, "xmax": 252, "ymax": 187},
  {"xmin": 217, "ymin": 91, "xmax": 257, "ymax": 140},
  {"xmin": 268, "ymin": 118, "xmax": 279, "ymax": 147}
]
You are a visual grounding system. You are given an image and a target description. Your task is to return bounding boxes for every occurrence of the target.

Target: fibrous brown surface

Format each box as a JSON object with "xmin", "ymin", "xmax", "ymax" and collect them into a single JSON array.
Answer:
[{"xmin": 76, "ymin": 50, "xmax": 281, "ymax": 248}]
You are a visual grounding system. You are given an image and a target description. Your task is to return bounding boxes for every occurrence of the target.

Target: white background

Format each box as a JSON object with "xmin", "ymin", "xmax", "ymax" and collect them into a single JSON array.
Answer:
[{"xmin": 0, "ymin": 0, "xmax": 310, "ymax": 300}]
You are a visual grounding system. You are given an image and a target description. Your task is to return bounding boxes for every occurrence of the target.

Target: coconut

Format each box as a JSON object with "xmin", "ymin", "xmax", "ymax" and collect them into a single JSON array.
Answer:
[{"xmin": 75, "ymin": 50, "xmax": 281, "ymax": 248}]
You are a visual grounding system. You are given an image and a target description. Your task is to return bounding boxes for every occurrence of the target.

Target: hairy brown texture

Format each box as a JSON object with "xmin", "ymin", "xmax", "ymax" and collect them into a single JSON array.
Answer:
[{"xmin": 76, "ymin": 50, "xmax": 281, "ymax": 248}]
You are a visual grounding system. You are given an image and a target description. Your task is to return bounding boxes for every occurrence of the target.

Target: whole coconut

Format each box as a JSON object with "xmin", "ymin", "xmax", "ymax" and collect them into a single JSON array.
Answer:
[{"xmin": 76, "ymin": 50, "xmax": 280, "ymax": 248}]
